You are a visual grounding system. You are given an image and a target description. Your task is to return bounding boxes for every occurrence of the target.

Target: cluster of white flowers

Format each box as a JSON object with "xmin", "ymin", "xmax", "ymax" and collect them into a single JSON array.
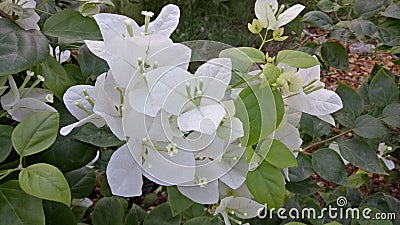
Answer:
[
  {"xmin": 59, "ymin": 2, "xmax": 345, "ymax": 224},
  {"xmin": 0, "ymin": 0, "xmax": 40, "ymax": 30}
]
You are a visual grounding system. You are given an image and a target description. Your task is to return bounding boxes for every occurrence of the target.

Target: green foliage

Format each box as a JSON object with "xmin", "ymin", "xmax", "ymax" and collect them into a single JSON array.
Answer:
[
  {"xmin": 0, "ymin": 180, "xmax": 45, "ymax": 225},
  {"xmin": 0, "ymin": 19, "xmax": 49, "ymax": 76},
  {"xmin": 320, "ymin": 42, "xmax": 350, "ymax": 71},
  {"xmin": 12, "ymin": 112, "xmax": 59, "ymax": 157},
  {"xmin": 312, "ymin": 148, "xmax": 348, "ymax": 186},
  {"xmin": 43, "ymin": 9, "xmax": 102, "ymax": 42},
  {"xmin": 246, "ymin": 161, "xmax": 286, "ymax": 209},
  {"xmin": 167, "ymin": 186, "xmax": 195, "ymax": 217},
  {"xmin": 0, "ymin": 125, "xmax": 13, "ymax": 163},
  {"xmin": 276, "ymin": 50, "xmax": 321, "ymax": 68},
  {"xmin": 92, "ymin": 196, "xmax": 127, "ymax": 225},
  {"xmin": 143, "ymin": 203, "xmax": 181, "ymax": 225},
  {"xmin": 73, "ymin": 124, "xmax": 125, "ymax": 147},
  {"xmin": 19, "ymin": 163, "xmax": 71, "ymax": 206}
]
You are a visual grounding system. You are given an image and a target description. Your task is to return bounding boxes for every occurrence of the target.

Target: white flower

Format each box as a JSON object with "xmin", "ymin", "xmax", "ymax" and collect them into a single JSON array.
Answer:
[
  {"xmin": 49, "ymin": 45, "xmax": 71, "ymax": 63},
  {"xmin": 141, "ymin": 11, "xmax": 154, "ymax": 17},
  {"xmin": 283, "ymin": 64, "xmax": 343, "ymax": 125},
  {"xmin": 0, "ymin": 0, "xmax": 40, "ymax": 30},
  {"xmin": 377, "ymin": 143, "xmax": 395, "ymax": 170},
  {"xmin": 214, "ymin": 196, "xmax": 263, "ymax": 225},
  {"xmin": 60, "ymin": 84, "xmax": 106, "ymax": 136},
  {"xmin": 0, "ymin": 75, "xmax": 57, "ymax": 122},
  {"xmin": 255, "ymin": 0, "xmax": 305, "ymax": 31}
]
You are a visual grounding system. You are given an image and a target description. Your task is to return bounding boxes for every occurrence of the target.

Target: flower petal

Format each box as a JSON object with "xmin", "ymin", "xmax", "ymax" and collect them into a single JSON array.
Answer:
[
  {"xmin": 276, "ymin": 4, "xmax": 305, "ymax": 28},
  {"xmin": 147, "ymin": 4, "xmax": 180, "ymax": 37},
  {"xmin": 9, "ymin": 98, "xmax": 57, "ymax": 122},
  {"xmin": 63, "ymin": 85, "xmax": 95, "ymax": 120},
  {"xmin": 106, "ymin": 144, "xmax": 143, "ymax": 197},
  {"xmin": 178, "ymin": 180, "xmax": 219, "ymax": 204}
]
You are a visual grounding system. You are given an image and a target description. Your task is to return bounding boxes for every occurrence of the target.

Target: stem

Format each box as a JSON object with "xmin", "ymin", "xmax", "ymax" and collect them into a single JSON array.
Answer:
[
  {"xmin": 258, "ymin": 30, "xmax": 269, "ymax": 51},
  {"xmin": 303, "ymin": 129, "xmax": 353, "ymax": 152},
  {"xmin": 0, "ymin": 168, "xmax": 20, "ymax": 180},
  {"xmin": 230, "ymin": 71, "xmax": 263, "ymax": 88}
]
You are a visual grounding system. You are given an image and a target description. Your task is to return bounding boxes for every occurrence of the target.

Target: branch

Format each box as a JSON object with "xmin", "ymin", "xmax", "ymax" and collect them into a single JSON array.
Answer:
[{"xmin": 303, "ymin": 129, "xmax": 353, "ymax": 152}]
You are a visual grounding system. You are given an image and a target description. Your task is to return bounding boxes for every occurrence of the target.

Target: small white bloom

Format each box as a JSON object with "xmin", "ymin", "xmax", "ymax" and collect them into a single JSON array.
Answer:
[
  {"xmin": 166, "ymin": 143, "xmax": 178, "ymax": 157},
  {"xmin": 37, "ymin": 75, "xmax": 45, "ymax": 82},
  {"xmin": 198, "ymin": 177, "xmax": 208, "ymax": 187},
  {"xmin": 46, "ymin": 94, "xmax": 54, "ymax": 103},
  {"xmin": 26, "ymin": 70, "xmax": 34, "ymax": 77}
]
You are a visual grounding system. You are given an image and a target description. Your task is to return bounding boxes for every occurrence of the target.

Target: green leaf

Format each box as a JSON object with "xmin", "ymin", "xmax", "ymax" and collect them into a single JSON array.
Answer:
[
  {"xmin": 167, "ymin": 186, "xmax": 195, "ymax": 216},
  {"xmin": 73, "ymin": 123, "xmax": 125, "ymax": 147},
  {"xmin": 354, "ymin": 115, "xmax": 389, "ymax": 138},
  {"xmin": 300, "ymin": 114, "xmax": 331, "ymax": 139},
  {"xmin": 92, "ymin": 196, "xmax": 127, "ymax": 225},
  {"xmin": 246, "ymin": 161, "xmax": 286, "ymax": 208},
  {"xmin": 43, "ymin": 9, "xmax": 101, "ymax": 41},
  {"xmin": 339, "ymin": 139, "xmax": 386, "ymax": 174},
  {"xmin": 77, "ymin": 44, "xmax": 109, "ymax": 84},
  {"xmin": 289, "ymin": 152, "xmax": 314, "ymax": 182},
  {"xmin": 321, "ymin": 42, "xmax": 350, "ymax": 71},
  {"xmin": 219, "ymin": 47, "xmax": 265, "ymax": 73},
  {"xmin": 65, "ymin": 167, "xmax": 96, "ymax": 199},
  {"xmin": 262, "ymin": 63, "xmax": 280, "ymax": 84},
  {"xmin": 317, "ymin": 0, "xmax": 340, "ymax": 13},
  {"xmin": 381, "ymin": 103, "xmax": 400, "ymax": 128},
  {"xmin": 235, "ymin": 85, "xmax": 283, "ymax": 146},
  {"xmin": 302, "ymin": 11, "xmax": 333, "ymax": 30},
  {"xmin": 43, "ymin": 200, "xmax": 77, "ymax": 225},
  {"xmin": 181, "ymin": 203, "xmax": 205, "ymax": 220},
  {"xmin": 0, "ymin": 125, "xmax": 13, "ymax": 163},
  {"xmin": 378, "ymin": 18, "xmax": 400, "ymax": 46},
  {"xmin": 380, "ymin": 3, "xmax": 400, "ymax": 19},
  {"xmin": 285, "ymin": 178, "xmax": 321, "ymax": 195},
  {"xmin": 353, "ymin": 0, "xmax": 389, "ymax": 19},
  {"xmin": 12, "ymin": 112, "xmax": 59, "ymax": 157},
  {"xmin": 334, "ymin": 82, "xmax": 364, "ymax": 128},
  {"xmin": 312, "ymin": 148, "xmax": 348, "ymax": 186},
  {"xmin": 64, "ymin": 64, "xmax": 82, "ymax": 85},
  {"xmin": 357, "ymin": 207, "xmax": 393, "ymax": 225},
  {"xmin": 276, "ymin": 50, "xmax": 320, "ymax": 68},
  {"xmin": 19, "ymin": 163, "xmax": 71, "ymax": 206},
  {"xmin": 286, "ymin": 223, "xmax": 308, "ymax": 225},
  {"xmin": 143, "ymin": 203, "xmax": 181, "ymax": 225},
  {"xmin": 264, "ymin": 139, "xmax": 297, "ymax": 168},
  {"xmin": 183, "ymin": 217, "xmax": 213, "ymax": 225},
  {"xmin": 35, "ymin": 55, "xmax": 75, "ymax": 100},
  {"xmin": 349, "ymin": 19, "xmax": 379, "ymax": 38},
  {"xmin": 124, "ymin": 203, "xmax": 148, "ymax": 225},
  {"xmin": 369, "ymin": 68, "xmax": 399, "ymax": 107},
  {"xmin": 347, "ymin": 171, "xmax": 370, "ymax": 188},
  {"xmin": 0, "ymin": 180, "xmax": 45, "ymax": 225},
  {"xmin": 0, "ymin": 19, "xmax": 49, "ymax": 76},
  {"xmin": 360, "ymin": 192, "xmax": 400, "ymax": 219}
]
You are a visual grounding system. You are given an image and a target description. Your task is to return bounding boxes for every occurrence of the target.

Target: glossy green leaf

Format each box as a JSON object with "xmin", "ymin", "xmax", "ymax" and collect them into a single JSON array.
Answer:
[
  {"xmin": 124, "ymin": 203, "xmax": 147, "ymax": 225},
  {"xmin": 334, "ymin": 82, "xmax": 364, "ymax": 128},
  {"xmin": 300, "ymin": 114, "xmax": 331, "ymax": 139},
  {"xmin": 43, "ymin": 9, "xmax": 101, "ymax": 41},
  {"xmin": 77, "ymin": 44, "xmax": 109, "ymax": 84},
  {"xmin": 0, "ymin": 19, "xmax": 49, "ymax": 76},
  {"xmin": 289, "ymin": 152, "xmax": 314, "ymax": 182},
  {"xmin": 0, "ymin": 125, "xmax": 13, "ymax": 163},
  {"xmin": 285, "ymin": 178, "xmax": 321, "ymax": 195},
  {"xmin": 276, "ymin": 50, "xmax": 320, "ymax": 68},
  {"xmin": 354, "ymin": 115, "xmax": 388, "ymax": 138},
  {"xmin": 264, "ymin": 139, "xmax": 297, "ymax": 168},
  {"xmin": 235, "ymin": 84, "xmax": 283, "ymax": 146},
  {"xmin": 357, "ymin": 207, "xmax": 393, "ymax": 225},
  {"xmin": 167, "ymin": 186, "xmax": 194, "ymax": 216},
  {"xmin": 65, "ymin": 167, "xmax": 96, "ymax": 199},
  {"xmin": 92, "ymin": 196, "xmax": 127, "ymax": 225},
  {"xmin": 12, "ymin": 112, "xmax": 59, "ymax": 157},
  {"xmin": 64, "ymin": 64, "xmax": 81, "ymax": 86},
  {"xmin": 246, "ymin": 161, "xmax": 286, "ymax": 208},
  {"xmin": 0, "ymin": 180, "xmax": 45, "ymax": 225},
  {"xmin": 19, "ymin": 163, "xmax": 71, "ymax": 206},
  {"xmin": 143, "ymin": 203, "xmax": 181, "ymax": 225},
  {"xmin": 302, "ymin": 11, "xmax": 333, "ymax": 30},
  {"xmin": 353, "ymin": 0, "xmax": 389, "ymax": 18},
  {"xmin": 321, "ymin": 42, "xmax": 350, "ymax": 71},
  {"xmin": 43, "ymin": 200, "xmax": 77, "ymax": 225},
  {"xmin": 360, "ymin": 192, "xmax": 400, "ymax": 219},
  {"xmin": 381, "ymin": 103, "xmax": 400, "ymax": 128},
  {"xmin": 73, "ymin": 123, "xmax": 125, "ymax": 147},
  {"xmin": 312, "ymin": 148, "xmax": 348, "ymax": 186},
  {"xmin": 339, "ymin": 139, "xmax": 386, "ymax": 174},
  {"xmin": 35, "ymin": 55, "xmax": 75, "ymax": 100},
  {"xmin": 369, "ymin": 68, "xmax": 399, "ymax": 107},
  {"xmin": 219, "ymin": 47, "xmax": 265, "ymax": 73}
]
